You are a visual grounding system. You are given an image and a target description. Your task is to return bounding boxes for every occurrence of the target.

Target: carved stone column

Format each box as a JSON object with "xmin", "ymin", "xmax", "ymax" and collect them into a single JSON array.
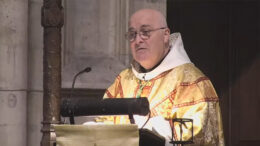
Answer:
[{"xmin": 41, "ymin": 0, "xmax": 63, "ymax": 146}]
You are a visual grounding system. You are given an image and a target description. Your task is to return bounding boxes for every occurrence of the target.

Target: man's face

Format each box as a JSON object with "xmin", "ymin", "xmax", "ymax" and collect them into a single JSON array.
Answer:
[{"xmin": 129, "ymin": 11, "xmax": 170, "ymax": 70}]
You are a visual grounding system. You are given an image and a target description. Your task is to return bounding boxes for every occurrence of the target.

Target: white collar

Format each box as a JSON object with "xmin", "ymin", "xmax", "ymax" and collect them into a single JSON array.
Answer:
[{"xmin": 132, "ymin": 33, "xmax": 191, "ymax": 80}]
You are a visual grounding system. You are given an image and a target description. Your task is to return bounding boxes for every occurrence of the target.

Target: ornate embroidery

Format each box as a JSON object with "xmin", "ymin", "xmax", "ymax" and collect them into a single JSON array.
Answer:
[
  {"xmin": 105, "ymin": 90, "xmax": 113, "ymax": 98},
  {"xmin": 103, "ymin": 64, "xmax": 224, "ymax": 145}
]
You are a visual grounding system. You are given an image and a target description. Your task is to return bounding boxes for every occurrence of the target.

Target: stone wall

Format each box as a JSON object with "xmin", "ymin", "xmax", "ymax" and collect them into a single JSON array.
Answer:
[
  {"xmin": 0, "ymin": 0, "xmax": 166, "ymax": 146},
  {"xmin": 0, "ymin": 0, "xmax": 28, "ymax": 146}
]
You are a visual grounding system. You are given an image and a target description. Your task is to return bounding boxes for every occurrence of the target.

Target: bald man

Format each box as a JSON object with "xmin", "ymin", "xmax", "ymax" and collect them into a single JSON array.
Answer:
[{"xmin": 102, "ymin": 9, "xmax": 225, "ymax": 146}]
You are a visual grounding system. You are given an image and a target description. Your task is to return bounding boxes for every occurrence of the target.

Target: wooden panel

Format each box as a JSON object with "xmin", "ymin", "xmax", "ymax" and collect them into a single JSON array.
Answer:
[
  {"xmin": 167, "ymin": 0, "xmax": 260, "ymax": 145},
  {"xmin": 167, "ymin": 1, "xmax": 230, "ymax": 145},
  {"xmin": 231, "ymin": 2, "xmax": 260, "ymax": 145}
]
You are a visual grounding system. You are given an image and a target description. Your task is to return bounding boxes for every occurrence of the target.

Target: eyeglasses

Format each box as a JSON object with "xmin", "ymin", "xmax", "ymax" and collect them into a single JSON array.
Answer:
[{"xmin": 125, "ymin": 27, "xmax": 167, "ymax": 42}]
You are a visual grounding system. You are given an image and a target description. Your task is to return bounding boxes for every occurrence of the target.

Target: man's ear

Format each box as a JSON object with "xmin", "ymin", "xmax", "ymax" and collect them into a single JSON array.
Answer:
[
  {"xmin": 164, "ymin": 28, "xmax": 170, "ymax": 35},
  {"xmin": 164, "ymin": 28, "xmax": 170, "ymax": 42}
]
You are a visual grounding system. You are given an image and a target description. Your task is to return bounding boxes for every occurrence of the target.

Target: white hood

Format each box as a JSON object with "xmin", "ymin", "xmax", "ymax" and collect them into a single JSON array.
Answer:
[{"xmin": 132, "ymin": 32, "xmax": 191, "ymax": 80}]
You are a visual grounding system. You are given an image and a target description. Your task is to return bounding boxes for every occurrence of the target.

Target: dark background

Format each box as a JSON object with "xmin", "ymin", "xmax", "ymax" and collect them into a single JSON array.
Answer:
[{"xmin": 167, "ymin": 0, "xmax": 260, "ymax": 145}]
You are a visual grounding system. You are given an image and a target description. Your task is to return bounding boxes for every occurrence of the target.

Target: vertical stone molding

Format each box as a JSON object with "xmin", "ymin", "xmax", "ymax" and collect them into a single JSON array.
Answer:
[
  {"xmin": 27, "ymin": 0, "xmax": 44, "ymax": 145},
  {"xmin": 0, "ymin": 0, "xmax": 28, "ymax": 146}
]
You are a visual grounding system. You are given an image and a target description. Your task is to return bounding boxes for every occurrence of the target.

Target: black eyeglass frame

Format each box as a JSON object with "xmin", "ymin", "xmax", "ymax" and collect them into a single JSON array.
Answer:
[{"xmin": 125, "ymin": 27, "xmax": 167, "ymax": 42}]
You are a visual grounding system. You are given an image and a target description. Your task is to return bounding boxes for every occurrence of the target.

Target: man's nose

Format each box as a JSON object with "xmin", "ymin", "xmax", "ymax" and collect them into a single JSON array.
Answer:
[{"xmin": 134, "ymin": 33, "xmax": 144, "ymax": 43}]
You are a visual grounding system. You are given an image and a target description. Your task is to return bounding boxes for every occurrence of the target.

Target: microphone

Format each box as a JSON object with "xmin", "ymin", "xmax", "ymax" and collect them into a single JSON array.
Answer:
[
  {"xmin": 61, "ymin": 97, "xmax": 150, "ymax": 117},
  {"xmin": 70, "ymin": 67, "xmax": 92, "ymax": 98},
  {"xmin": 71, "ymin": 67, "xmax": 91, "ymax": 92},
  {"xmin": 68, "ymin": 67, "xmax": 92, "ymax": 124}
]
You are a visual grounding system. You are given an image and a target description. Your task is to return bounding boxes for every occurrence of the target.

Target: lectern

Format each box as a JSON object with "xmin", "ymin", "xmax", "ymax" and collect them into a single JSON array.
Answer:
[
  {"xmin": 55, "ymin": 97, "xmax": 193, "ymax": 146},
  {"xmin": 54, "ymin": 97, "xmax": 165, "ymax": 146}
]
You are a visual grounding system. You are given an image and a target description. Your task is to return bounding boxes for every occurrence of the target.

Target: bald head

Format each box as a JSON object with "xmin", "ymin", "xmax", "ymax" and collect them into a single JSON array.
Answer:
[{"xmin": 129, "ymin": 9, "xmax": 168, "ymax": 29}]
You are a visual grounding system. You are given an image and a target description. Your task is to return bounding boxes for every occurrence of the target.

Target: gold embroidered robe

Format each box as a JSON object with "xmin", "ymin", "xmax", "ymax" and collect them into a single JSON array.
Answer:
[{"xmin": 103, "ymin": 63, "xmax": 225, "ymax": 146}]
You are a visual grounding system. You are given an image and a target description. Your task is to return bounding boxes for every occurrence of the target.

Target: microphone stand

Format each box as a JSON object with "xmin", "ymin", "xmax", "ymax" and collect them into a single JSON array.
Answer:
[{"xmin": 69, "ymin": 67, "xmax": 91, "ymax": 124}]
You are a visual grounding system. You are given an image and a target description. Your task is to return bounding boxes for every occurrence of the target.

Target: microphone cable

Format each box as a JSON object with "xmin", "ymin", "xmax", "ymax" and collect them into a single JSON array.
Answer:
[{"xmin": 140, "ymin": 112, "xmax": 151, "ymax": 129}]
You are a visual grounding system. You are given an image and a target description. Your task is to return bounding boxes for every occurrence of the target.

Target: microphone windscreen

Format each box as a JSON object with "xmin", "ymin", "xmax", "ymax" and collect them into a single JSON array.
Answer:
[{"xmin": 83, "ymin": 67, "xmax": 91, "ymax": 72}]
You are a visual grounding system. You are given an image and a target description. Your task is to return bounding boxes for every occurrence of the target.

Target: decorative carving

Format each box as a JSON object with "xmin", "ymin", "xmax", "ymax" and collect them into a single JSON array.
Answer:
[{"xmin": 41, "ymin": 1, "xmax": 64, "ymax": 27}]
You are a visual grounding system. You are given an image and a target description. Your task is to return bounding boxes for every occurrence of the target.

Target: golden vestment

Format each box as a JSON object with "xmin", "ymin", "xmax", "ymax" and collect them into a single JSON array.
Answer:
[{"xmin": 101, "ymin": 33, "xmax": 225, "ymax": 146}]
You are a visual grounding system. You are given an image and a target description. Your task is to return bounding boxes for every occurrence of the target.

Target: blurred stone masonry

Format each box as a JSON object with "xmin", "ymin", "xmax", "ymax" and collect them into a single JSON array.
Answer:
[{"xmin": 0, "ymin": 0, "xmax": 166, "ymax": 146}]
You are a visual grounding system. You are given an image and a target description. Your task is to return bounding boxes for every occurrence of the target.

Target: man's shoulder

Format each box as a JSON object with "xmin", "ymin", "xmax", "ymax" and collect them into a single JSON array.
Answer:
[
  {"xmin": 118, "ymin": 68, "xmax": 135, "ymax": 80},
  {"xmin": 169, "ymin": 63, "xmax": 206, "ymax": 82},
  {"xmin": 173, "ymin": 63, "xmax": 204, "ymax": 74},
  {"xmin": 118, "ymin": 68, "xmax": 132, "ymax": 75}
]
